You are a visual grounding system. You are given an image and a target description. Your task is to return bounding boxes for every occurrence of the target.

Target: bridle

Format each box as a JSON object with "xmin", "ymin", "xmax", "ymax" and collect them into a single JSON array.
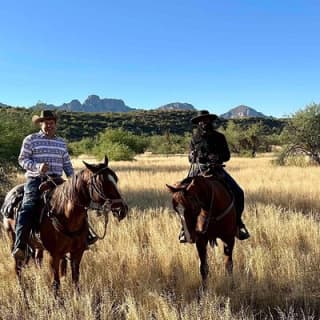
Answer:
[{"xmin": 87, "ymin": 167, "xmax": 126, "ymax": 213}]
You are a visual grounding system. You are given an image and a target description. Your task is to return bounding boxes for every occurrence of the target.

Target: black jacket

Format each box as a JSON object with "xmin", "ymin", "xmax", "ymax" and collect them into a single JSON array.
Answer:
[{"xmin": 189, "ymin": 129, "xmax": 230, "ymax": 164}]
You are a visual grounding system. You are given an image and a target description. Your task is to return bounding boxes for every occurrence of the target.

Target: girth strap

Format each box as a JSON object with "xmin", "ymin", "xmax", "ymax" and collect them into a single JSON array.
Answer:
[
  {"xmin": 214, "ymin": 197, "xmax": 235, "ymax": 221},
  {"xmin": 49, "ymin": 213, "xmax": 86, "ymax": 238}
]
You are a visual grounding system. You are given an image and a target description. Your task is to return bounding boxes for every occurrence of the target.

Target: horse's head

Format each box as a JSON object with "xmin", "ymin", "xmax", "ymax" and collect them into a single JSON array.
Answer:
[
  {"xmin": 166, "ymin": 176, "xmax": 210, "ymax": 242},
  {"xmin": 83, "ymin": 156, "xmax": 128, "ymax": 221}
]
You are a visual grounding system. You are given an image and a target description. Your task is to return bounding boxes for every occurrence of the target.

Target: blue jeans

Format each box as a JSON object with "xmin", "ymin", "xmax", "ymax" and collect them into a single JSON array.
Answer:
[{"xmin": 14, "ymin": 177, "xmax": 42, "ymax": 250}]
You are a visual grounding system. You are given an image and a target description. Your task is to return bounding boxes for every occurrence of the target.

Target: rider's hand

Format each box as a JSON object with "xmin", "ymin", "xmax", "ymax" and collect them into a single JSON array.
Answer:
[{"xmin": 39, "ymin": 163, "xmax": 49, "ymax": 174}]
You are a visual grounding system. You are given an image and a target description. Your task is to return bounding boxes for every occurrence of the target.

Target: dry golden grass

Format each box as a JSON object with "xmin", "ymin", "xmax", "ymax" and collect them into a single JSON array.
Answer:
[{"xmin": 1, "ymin": 154, "xmax": 320, "ymax": 319}]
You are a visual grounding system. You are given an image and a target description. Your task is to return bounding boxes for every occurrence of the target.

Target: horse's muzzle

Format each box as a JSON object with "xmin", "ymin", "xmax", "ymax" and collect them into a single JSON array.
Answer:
[{"xmin": 112, "ymin": 203, "xmax": 128, "ymax": 221}]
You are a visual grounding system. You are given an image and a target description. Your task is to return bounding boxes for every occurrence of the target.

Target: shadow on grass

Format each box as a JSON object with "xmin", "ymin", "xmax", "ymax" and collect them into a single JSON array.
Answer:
[{"xmin": 246, "ymin": 190, "xmax": 320, "ymax": 217}]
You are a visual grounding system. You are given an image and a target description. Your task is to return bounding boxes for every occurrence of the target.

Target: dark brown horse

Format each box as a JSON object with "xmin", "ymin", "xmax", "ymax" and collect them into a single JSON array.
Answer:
[
  {"xmin": 2, "ymin": 156, "xmax": 128, "ymax": 292},
  {"xmin": 166, "ymin": 174, "xmax": 236, "ymax": 283}
]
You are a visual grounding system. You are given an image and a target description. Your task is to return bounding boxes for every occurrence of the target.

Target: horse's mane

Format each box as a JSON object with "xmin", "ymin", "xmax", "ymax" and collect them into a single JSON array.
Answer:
[
  {"xmin": 50, "ymin": 166, "xmax": 119, "ymax": 214},
  {"xmin": 170, "ymin": 177, "xmax": 194, "ymax": 203},
  {"xmin": 50, "ymin": 170, "xmax": 89, "ymax": 214}
]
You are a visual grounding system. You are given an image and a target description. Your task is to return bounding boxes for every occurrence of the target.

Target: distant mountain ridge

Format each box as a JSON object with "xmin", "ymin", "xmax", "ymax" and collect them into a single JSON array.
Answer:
[
  {"xmin": 220, "ymin": 105, "xmax": 267, "ymax": 119},
  {"xmin": 1, "ymin": 95, "xmax": 270, "ymax": 118},
  {"xmin": 33, "ymin": 95, "xmax": 133, "ymax": 113},
  {"xmin": 31, "ymin": 96, "xmax": 197, "ymax": 113},
  {"xmin": 157, "ymin": 102, "xmax": 196, "ymax": 111}
]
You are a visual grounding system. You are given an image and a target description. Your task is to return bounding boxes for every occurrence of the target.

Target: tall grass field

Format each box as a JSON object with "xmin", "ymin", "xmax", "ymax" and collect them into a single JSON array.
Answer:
[{"xmin": 0, "ymin": 154, "xmax": 320, "ymax": 319}]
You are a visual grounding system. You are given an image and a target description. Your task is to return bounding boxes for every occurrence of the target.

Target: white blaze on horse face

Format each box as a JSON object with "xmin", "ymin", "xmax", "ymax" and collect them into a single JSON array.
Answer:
[
  {"xmin": 108, "ymin": 174, "xmax": 118, "ymax": 188},
  {"xmin": 176, "ymin": 203, "xmax": 192, "ymax": 243},
  {"xmin": 107, "ymin": 174, "xmax": 126, "ymax": 206}
]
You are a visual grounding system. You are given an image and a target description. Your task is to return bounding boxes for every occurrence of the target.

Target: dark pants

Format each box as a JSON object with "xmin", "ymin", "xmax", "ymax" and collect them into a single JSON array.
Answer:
[
  {"xmin": 188, "ymin": 164, "xmax": 245, "ymax": 226},
  {"xmin": 14, "ymin": 177, "xmax": 42, "ymax": 250},
  {"xmin": 222, "ymin": 169, "xmax": 244, "ymax": 225}
]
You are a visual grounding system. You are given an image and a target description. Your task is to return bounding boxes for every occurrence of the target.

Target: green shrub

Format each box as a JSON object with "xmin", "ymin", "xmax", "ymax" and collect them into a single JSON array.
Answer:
[
  {"xmin": 69, "ymin": 137, "xmax": 95, "ymax": 156},
  {"xmin": 88, "ymin": 128, "xmax": 148, "ymax": 161},
  {"xmin": 92, "ymin": 141, "xmax": 135, "ymax": 161},
  {"xmin": 147, "ymin": 133, "xmax": 190, "ymax": 154}
]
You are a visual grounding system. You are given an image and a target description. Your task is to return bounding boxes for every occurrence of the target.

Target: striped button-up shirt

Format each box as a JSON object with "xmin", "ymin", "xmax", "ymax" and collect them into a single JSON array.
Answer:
[{"xmin": 18, "ymin": 131, "xmax": 74, "ymax": 178}]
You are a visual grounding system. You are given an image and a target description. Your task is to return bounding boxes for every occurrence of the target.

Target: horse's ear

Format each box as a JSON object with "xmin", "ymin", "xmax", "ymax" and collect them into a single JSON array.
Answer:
[
  {"xmin": 166, "ymin": 184, "xmax": 177, "ymax": 193},
  {"xmin": 166, "ymin": 184, "xmax": 186, "ymax": 193},
  {"xmin": 83, "ymin": 161, "xmax": 97, "ymax": 172},
  {"xmin": 104, "ymin": 155, "xmax": 109, "ymax": 167}
]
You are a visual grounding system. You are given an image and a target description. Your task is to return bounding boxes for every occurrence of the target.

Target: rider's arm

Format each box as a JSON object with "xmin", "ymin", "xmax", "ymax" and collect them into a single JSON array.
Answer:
[
  {"xmin": 18, "ymin": 135, "xmax": 40, "ymax": 172},
  {"xmin": 218, "ymin": 134, "xmax": 231, "ymax": 163},
  {"xmin": 61, "ymin": 140, "xmax": 74, "ymax": 177}
]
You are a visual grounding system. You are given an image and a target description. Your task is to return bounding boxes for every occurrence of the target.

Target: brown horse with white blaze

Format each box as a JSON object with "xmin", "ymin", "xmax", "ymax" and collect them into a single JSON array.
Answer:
[
  {"xmin": 2, "ymin": 156, "xmax": 128, "ymax": 293},
  {"xmin": 166, "ymin": 175, "xmax": 237, "ymax": 283}
]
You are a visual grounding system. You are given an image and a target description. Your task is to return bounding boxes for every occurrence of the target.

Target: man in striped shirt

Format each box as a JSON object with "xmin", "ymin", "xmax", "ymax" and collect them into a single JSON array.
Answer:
[{"xmin": 12, "ymin": 110, "xmax": 97, "ymax": 262}]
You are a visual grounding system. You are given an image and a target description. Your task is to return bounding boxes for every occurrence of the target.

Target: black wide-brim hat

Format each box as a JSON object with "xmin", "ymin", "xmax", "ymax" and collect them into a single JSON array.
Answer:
[
  {"xmin": 191, "ymin": 110, "xmax": 218, "ymax": 124},
  {"xmin": 32, "ymin": 110, "xmax": 57, "ymax": 124}
]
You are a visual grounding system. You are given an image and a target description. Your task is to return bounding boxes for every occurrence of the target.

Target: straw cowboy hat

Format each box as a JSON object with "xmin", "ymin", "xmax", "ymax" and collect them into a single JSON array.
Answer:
[
  {"xmin": 191, "ymin": 110, "xmax": 218, "ymax": 124},
  {"xmin": 32, "ymin": 110, "xmax": 57, "ymax": 124}
]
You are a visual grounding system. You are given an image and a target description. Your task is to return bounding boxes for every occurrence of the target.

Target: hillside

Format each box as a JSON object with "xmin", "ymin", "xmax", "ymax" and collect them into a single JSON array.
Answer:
[{"xmin": 0, "ymin": 106, "xmax": 287, "ymax": 143}]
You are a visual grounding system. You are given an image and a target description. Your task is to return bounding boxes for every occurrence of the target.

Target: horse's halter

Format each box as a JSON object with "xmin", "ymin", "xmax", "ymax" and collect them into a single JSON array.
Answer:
[{"xmin": 87, "ymin": 167, "xmax": 126, "ymax": 215}]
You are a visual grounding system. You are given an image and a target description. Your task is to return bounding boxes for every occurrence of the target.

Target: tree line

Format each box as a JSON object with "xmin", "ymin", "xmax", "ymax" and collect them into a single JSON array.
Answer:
[{"xmin": 1, "ymin": 103, "xmax": 319, "ymax": 165}]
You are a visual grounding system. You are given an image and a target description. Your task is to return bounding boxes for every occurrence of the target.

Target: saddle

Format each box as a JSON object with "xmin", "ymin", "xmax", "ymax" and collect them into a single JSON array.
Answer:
[
  {"xmin": 1, "ymin": 177, "xmax": 65, "ymax": 220},
  {"xmin": 1, "ymin": 184, "xmax": 24, "ymax": 219},
  {"xmin": 39, "ymin": 176, "xmax": 65, "ymax": 193}
]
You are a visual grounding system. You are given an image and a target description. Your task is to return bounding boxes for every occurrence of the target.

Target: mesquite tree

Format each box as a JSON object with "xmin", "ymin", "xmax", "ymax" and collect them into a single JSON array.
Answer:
[{"xmin": 279, "ymin": 103, "xmax": 320, "ymax": 164}]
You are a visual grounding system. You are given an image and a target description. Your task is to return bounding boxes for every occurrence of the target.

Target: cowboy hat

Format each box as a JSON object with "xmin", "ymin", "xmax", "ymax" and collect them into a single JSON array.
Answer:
[
  {"xmin": 191, "ymin": 110, "xmax": 218, "ymax": 124},
  {"xmin": 32, "ymin": 110, "xmax": 57, "ymax": 124}
]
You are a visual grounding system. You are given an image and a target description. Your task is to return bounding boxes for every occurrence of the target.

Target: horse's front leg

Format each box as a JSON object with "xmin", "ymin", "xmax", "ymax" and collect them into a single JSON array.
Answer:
[
  {"xmin": 70, "ymin": 250, "xmax": 84, "ymax": 293},
  {"xmin": 48, "ymin": 254, "xmax": 61, "ymax": 297},
  {"xmin": 223, "ymin": 238, "xmax": 235, "ymax": 275},
  {"xmin": 196, "ymin": 236, "xmax": 209, "ymax": 283}
]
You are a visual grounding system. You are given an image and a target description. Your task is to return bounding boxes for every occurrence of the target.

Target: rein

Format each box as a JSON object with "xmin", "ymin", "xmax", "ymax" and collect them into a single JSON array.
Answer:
[
  {"xmin": 186, "ymin": 179, "xmax": 234, "ymax": 233},
  {"xmin": 203, "ymin": 181, "xmax": 235, "ymax": 223}
]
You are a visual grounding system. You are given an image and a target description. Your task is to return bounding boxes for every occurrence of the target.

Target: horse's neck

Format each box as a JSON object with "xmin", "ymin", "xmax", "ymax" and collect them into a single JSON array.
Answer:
[{"xmin": 51, "ymin": 177, "xmax": 90, "ymax": 216}]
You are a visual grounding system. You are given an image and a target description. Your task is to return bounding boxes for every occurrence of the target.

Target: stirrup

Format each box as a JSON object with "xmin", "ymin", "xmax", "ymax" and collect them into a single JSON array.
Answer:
[
  {"xmin": 179, "ymin": 232, "xmax": 187, "ymax": 243},
  {"xmin": 87, "ymin": 234, "xmax": 99, "ymax": 246},
  {"xmin": 12, "ymin": 247, "xmax": 27, "ymax": 263},
  {"xmin": 236, "ymin": 226, "xmax": 250, "ymax": 240}
]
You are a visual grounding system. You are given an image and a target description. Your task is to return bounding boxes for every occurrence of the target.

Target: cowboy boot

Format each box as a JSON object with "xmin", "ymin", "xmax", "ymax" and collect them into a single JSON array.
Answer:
[
  {"xmin": 236, "ymin": 220, "xmax": 250, "ymax": 240},
  {"xmin": 87, "ymin": 226, "xmax": 98, "ymax": 246},
  {"xmin": 12, "ymin": 226, "xmax": 31, "ymax": 263},
  {"xmin": 178, "ymin": 227, "xmax": 187, "ymax": 243}
]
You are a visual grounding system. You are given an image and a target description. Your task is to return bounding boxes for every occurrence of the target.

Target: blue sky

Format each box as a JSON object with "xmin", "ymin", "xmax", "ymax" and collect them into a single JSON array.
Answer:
[{"xmin": 1, "ymin": 0, "xmax": 319, "ymax": 117}]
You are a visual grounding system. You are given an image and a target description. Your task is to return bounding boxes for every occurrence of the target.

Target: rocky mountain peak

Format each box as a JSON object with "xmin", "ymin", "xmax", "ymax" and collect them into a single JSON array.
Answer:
[{"xmin": 220, "ymin": 105, "xmax": 266, "ymax": 119}]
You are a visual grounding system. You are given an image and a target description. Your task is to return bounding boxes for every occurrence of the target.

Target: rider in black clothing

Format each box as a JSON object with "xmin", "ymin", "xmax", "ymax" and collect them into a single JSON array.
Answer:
[{"xmin": 179, "ymin": 110, "xmax": 250, "ymax": 242}]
